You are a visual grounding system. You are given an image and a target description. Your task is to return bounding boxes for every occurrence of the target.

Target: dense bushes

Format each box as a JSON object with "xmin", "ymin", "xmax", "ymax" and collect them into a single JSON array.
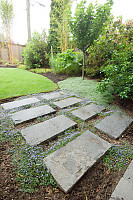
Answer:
[
  {"xmin": 98, "ymin": 46, "xmax": 133, "ymax": 100},
  {"xmin": 85, "ymin": 17, "xmax": 133, "ymax": 100},
  {"xmin": 50, "ymin": 49, "xmax": 83, "ymax": 75},
  {"xmin": 86, "ymin": 17, "xmax": 133, "ymax": 77},
  {"xmin": 22, "ymin": 31, "xmax": 49, "ymax": 69}
]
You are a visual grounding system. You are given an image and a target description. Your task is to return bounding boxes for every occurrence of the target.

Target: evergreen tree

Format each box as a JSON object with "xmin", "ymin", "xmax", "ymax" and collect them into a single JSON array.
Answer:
[{"xmin": 48, "ymin": 0, "xmax": 71, "ymax": 54}]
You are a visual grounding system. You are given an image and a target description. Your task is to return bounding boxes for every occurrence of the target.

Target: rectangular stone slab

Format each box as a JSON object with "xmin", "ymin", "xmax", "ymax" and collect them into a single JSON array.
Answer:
[
  {"xmin": 1, "ymin": 97, "xmax": 40, "ymax": 110},
  {"xmin": 41, "ymin": 91, "xmax": 66, "ymax": 100},
  {"xmin": 9, "ymin": 105, "xmax": 56, "ymax": 125},
  {"xmin": 53, "ymin": 97, "xmax": 83, "ymax": 109},
  {"xmin": 44, "ymin": 130, "xmax": 111, "ymax": 193},
  {"xmin": 110, "ymin": 161, "xmax": 133, "ymax": 200},
  {"xmin": 21, "ymin": 115, "xmax": 76, "ymax": 145},
  {"xmin": 71, "ymin": 103, "xmax": 105, "ymax": 121},
  {"xmin": 95, "ymin": 112, "xmax": 133, "ymax": 139}
]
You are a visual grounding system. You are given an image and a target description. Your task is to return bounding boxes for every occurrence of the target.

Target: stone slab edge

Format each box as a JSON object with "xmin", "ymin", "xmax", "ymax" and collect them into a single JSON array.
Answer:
[
  {"xmin": 44, "ymin": 131, "xmax": 111, "ymax": 193},
  {"xmin": 110, "ymin": 161, "xmax": 133, "ymax": 200}
]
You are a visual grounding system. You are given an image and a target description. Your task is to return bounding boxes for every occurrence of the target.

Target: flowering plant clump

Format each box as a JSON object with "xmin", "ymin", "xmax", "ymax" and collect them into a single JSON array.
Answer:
[{"xmin": 103, "ymin": 144, "xmax": 133, "ymax": 170}]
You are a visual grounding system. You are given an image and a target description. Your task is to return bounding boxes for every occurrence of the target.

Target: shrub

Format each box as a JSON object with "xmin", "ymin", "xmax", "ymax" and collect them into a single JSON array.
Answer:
[
  {"xmin": 86, "ymin": 17, "xmax": 133, "ymax": 77},
  {"xmin": 22, "ymin": 30, "xmax": 49, "ymax": 69},
  {"xmin": 98, "ymin": 48, "xmax": 133, "ymax": 100},
  {"xmin": 50, "ymin": 49, "xmax": 83, "ymax": 75}
]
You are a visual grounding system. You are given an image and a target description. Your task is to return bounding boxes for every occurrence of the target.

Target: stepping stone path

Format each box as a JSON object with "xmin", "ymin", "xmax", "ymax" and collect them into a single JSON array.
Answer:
[
  {"xmin": 1, "ymin": 97, "xmax": 40, "ymax": 110},
  {"xmin": 21, "ymin": 115, "xmax": 76, "ymax": 145},
  {"xmin": 110, "ymin": 161, "xmax": 133, "ymax": 200},
  {"xmin": 1, "ymin": 91, "xmax": 132, "ymax": 194},
  {"xmin": 9, "ymin": 105, "xmax": 56, "ymax": 125},
  {"xmin": 71, "ymin": 103, "xmax": 105, "ymax": 121},
  {"xmin": 53, "ymin": 97, "xmax": 83, "ymax": 109},
  {"xmin": 95, "ymin": 112, "xmax": 133, "ymax": 139},
  {"xmin": 44, "ymin": 130, "xmax": 111, "ymax": 193},
  {"xmin": 41, "ymin": 91, "xmax": 66, "ymax": 100}
]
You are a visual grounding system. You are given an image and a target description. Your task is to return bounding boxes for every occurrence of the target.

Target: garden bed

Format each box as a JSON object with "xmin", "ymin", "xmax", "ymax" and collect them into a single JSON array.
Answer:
[{"xmin": 0, "ymin": 71, "xmax": 133, "ymax": 200}]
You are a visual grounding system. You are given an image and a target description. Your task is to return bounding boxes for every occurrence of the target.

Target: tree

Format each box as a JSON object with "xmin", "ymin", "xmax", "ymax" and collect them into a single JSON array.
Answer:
[
  {"xmin": 0, "ymin": 0, "xmax": 14, "ymax": 62},
  {"xmin": 48, "ymin": 0, "xmax": 71, "ymax": 54},
  {"xmin": 68, "ymin": 0, "xmax": 113, "ymax": 79}
]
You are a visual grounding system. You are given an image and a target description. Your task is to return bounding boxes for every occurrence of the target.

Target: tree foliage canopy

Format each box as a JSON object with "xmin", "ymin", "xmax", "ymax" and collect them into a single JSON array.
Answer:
[
  {"xmin": 68, "ymin": 0, "xmax": 113, "ymax": 52},
  {"xmin": 48, "ymin": 0, "xmax": 71, "ymax": 54},
  {"xmin": 0, "ymin": 0, "xmax": 14, "ymax": 35}
]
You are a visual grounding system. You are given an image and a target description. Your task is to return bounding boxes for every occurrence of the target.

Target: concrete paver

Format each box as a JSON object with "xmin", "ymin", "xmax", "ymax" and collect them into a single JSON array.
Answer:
[
  {"xmin": 95, "ymin": 112, "xmax": 133, "ymax": 139},
  {"xmin": 53, "ymin": 97, "xmax": 83, "ymax": 109},
  {"xmin": 9, "ymin": 105, "xmax": 56, "ymax": 125},
  {"xmin": 44, "ymin": 130, "xmax": 111, "ymax": 193},
  {"xmin": 1, "ymin": 97, "xmax": 40, "ymax": 110},
  {"xmin": 21, "ymin": 115, "xmax": 76, "ymax": 145},
  {"xmin": 71, "ymin": 103, "xmax": 105, "ymax": 121}
]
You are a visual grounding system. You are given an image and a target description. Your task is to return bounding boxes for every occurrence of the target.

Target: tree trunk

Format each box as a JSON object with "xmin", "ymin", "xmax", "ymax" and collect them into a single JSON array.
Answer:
[{"xmin": 82, "ymin": 51, "xmax": 85, "ymax": 80}]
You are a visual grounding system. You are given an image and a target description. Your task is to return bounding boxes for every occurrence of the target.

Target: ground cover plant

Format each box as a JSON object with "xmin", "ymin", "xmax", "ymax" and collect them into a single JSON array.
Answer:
[
  {"xmin": 58, "ymin": 77, "xmax": 114, "ymax": 105},
  {"xmin": 0, "ymin": 91, "xmax": 133, "ymax": 197},
  {"xmin": 0, "ymin": 68, "xmax": 57, "ymax": 99}
]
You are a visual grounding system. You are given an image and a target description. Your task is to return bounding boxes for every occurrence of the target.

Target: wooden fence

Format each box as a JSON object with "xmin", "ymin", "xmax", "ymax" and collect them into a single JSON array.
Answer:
[{"xmin": 0, "ymin": 43, "xmax": 25, "ymax": 64}]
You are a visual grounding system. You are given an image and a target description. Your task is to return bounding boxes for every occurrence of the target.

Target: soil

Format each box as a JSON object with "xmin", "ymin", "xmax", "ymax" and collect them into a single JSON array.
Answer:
[{"xmin": 0, "ymin": 70, "xmax": 133, "ymax": 200}]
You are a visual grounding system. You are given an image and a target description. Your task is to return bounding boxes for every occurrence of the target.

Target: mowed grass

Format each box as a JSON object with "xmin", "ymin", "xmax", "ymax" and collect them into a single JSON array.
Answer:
[{"xmin": 0, "ymin": 68, "xmax": 57, "ymax": 100}]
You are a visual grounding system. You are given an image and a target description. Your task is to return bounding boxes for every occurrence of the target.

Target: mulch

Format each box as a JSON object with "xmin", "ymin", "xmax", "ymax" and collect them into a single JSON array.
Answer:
[{"xmin": 0, "ymin": 69, "xmax": 133, "ymax": 200}]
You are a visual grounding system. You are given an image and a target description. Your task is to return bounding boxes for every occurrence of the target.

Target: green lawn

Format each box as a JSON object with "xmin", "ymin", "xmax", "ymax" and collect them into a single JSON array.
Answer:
[
  {"xmin": 58, "ymin": 77, "xmax": 114, "ymax": 105},
  {"xmin": 0, "ymin": 68, "xmax": 57, "ymax": 100}
]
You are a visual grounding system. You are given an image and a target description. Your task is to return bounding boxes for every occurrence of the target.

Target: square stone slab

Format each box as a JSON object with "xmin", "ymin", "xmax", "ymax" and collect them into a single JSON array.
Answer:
[
  {"xmin": 21, "ymin": 115, "xmax": 76, "ymax": 145},
  {"xmin": 95, "ymin": 112, "xmax": 133, "ymax": 139},
  {"xmin": 71, "ymin": 103, "xmax": 105, "ymax": 121},
  {"xmin": 110, "ymin": 161, "xmax": 133, "ymax": 200},
  {"xmin": 9, "ymin": 105, "xmax": 56, "ymax": 125},
  {"xmin": 53, "ymin": 97, "xmax": 83, "ymax": 109},
  {"xmin": 44, "ymin": 130, "xmax": 111, "ymax": 193},
  {"xmin": 41, "ymin": 91, "xmax": 66, "ymax": 100},
  {"xmin": 1, "ymin": 97, "xmax": 40, "ymax": 110}
]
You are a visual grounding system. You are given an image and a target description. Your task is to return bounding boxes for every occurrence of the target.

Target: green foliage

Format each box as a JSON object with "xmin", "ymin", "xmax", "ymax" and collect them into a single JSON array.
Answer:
[
  {"xmin": 103, "ymin": 143, "xmax": 133, "ymax": 170},
  {"xmin": 47, "ymin": 0, "xmax": 71, "ymax": 54},
  {"xmin": 22, "ymin": 31, "xmax": 49, "ymax": 69},
  {"xmin": 0, "ymin": 0, "xmax": 14, "ymax": 35},
  {"xmin": 68, "ymin": 0, "xmax": 113, "ymax": 52},
  {"xmin": 96, "ymin": 19, "xmax": 133, "ymax": 100},
  {"xmin": 17, "ymin": 64, "xmax": 30, "ymax": 70},
  {"xmin": 29, "ymin": 68, "xmax": 52, "ymax": 74},
  {"xmin": 67, "ymin": 0, "xmax": 113, "ymax": 78},
  {"xmin": 98, "ymin": 56, "xmax": 133, "ymax": 100},
  {"xmin": 58, "ymin": 77, "xmax": 114, "ymax": 105},
  {"xmin": 5, "ymin": 62, "xmax": 9, "ymax": 66},
  {"xmin": 50, "ymin": 49, "xmax": 83, "ymax": 75},
  {"xmin": 86, "ymin": 17, "xmax": 133, "ymax": 77}
]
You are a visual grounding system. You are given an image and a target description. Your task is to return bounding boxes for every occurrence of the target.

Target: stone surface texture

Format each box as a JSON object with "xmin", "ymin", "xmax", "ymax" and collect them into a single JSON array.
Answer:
[
  {"xmin": 95, "ymin": 112, "xmax": 133, "ymax": 139},
  {"xmin": 21, "ymin": 115, "xmax": 76, "ymax": 145},
  {"xmin": 44, "ymin": 130, "xmax": 111, "ymax": 193},
  {"xmin": 9, "ymin": 105, "xmax": 56, "ymax": 125},
  {"xmin": 41, "ymin": 91, "xmax": 66, "ymax": 100},
  {"xmin": 71, "ymin": 103, "xmax": 105, "ymax": 121},
  {"xmin": 110, "ymin": 161, "xmax": 133, "ymax": 200},
  {"xmin": 1, "ymin": 97, "xmax": 40, "ymax": 110},
  {"xmin": 53, "ymin": 97, "xmax": 83, "ymax": 109}
]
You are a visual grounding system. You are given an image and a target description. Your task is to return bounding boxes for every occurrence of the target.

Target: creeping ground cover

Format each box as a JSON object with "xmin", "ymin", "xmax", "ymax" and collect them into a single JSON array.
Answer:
[
  {"xmin": 0, "ymin": 68, "xmax": 57, "ymax": 99},
  {"xmin": 58, "ymin": 77, "xmax": 114, "ymax": 105}
]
